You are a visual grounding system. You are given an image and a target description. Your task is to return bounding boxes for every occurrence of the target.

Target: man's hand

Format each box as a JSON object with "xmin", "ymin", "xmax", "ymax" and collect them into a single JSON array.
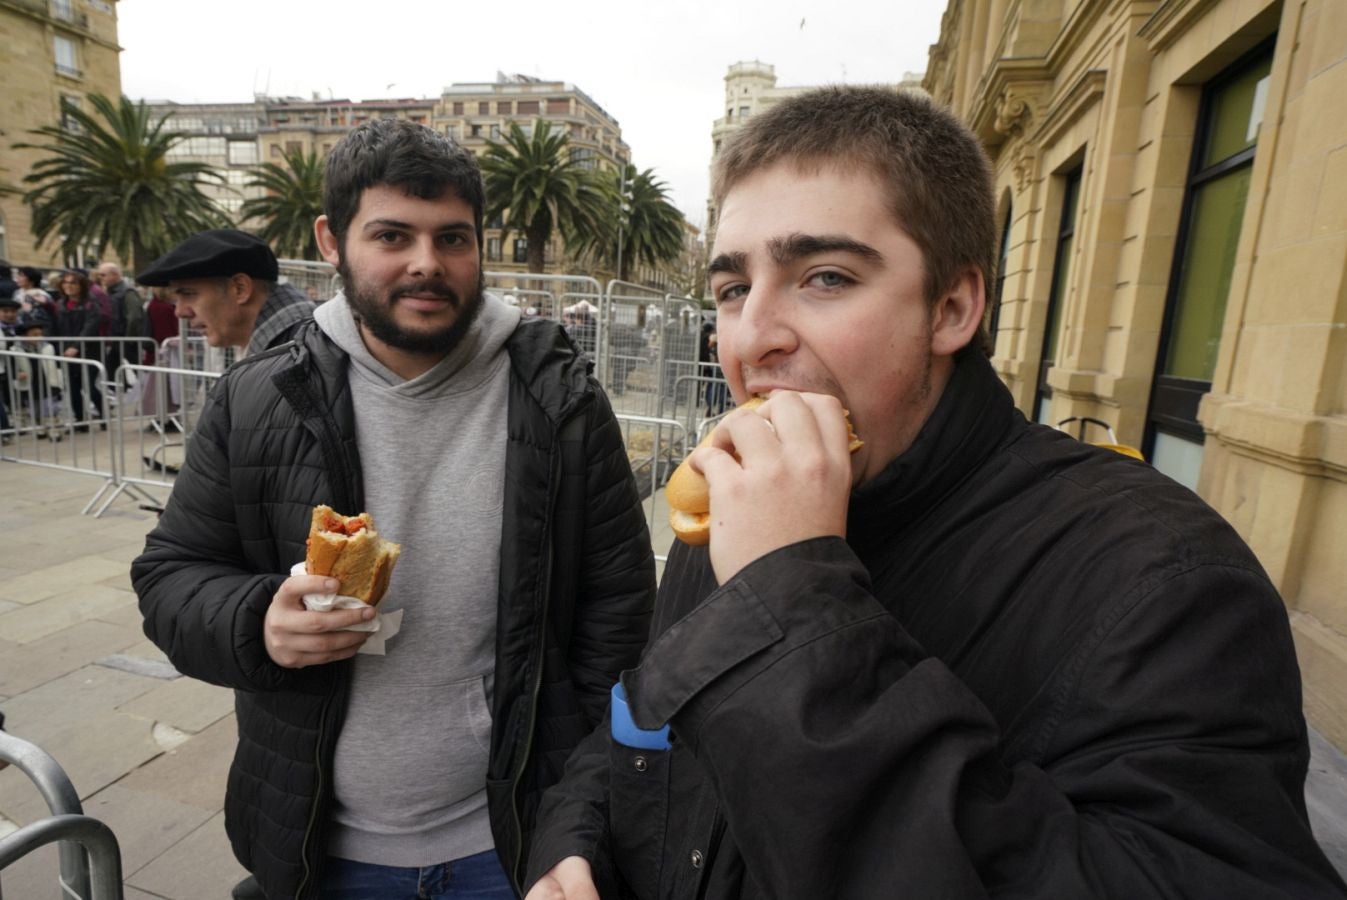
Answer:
[
  {"xmin": 524, "ymin": 856, "xmax": 598, "ymax": 900},
  {"xmin": 63, "ymin": 347, "xmax": 79, "ymax": 358},
  {"xmin": 263, "ymin": 574, "xmax": 376, "ymax": 668},
  {"xmin": 693, "ymin": 391, "xmax": 854, "ymax": 584}
]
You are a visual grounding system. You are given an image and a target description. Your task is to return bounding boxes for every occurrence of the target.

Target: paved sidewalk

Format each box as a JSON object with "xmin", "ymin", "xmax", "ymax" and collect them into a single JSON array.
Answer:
[
  {"xmin": 0, "ymin": 462, "xmax": 244, "ymax": 899},
  {"xmin": 0, "ymin": 459, "xmax": 1345, "ymax": 897}
]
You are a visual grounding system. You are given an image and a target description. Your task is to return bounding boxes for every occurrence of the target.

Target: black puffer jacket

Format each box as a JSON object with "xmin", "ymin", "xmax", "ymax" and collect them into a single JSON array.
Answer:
[
  {"xmin": 133, "ymin": 318, "xmax": 654, "ymax": 899},
  {"xmin": 528, "ymin": 350, "xmax": 1347, "ymax": 899}
]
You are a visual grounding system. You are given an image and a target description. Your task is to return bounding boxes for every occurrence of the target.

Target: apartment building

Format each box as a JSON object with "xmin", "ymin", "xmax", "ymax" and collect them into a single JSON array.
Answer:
[{"xmin": 0, "ymin": 0, "xmax": 121, "ymax": 265}]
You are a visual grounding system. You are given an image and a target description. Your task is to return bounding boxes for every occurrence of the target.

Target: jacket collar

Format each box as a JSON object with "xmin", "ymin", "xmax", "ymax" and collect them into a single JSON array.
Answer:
[
  {"xmin": 847, "ymin": 349, "xmax": 1021, "ymax": 556},
  {"xmin": 502, "ymin": 318, "xmax": 595, "ymax": 429},
  {"xmin": 271, "ymin": 314, "xmax": 595, "ymax": 430}
]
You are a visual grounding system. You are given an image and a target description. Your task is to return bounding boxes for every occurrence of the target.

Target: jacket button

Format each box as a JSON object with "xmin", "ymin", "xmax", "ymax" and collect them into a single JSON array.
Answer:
[
  {"xmin": 690, "ymin": 849, "xmax": 703, "ymax": 869},
  {"xmin": 633, "ymin": 755, "xmax": 648, "ymax": 772}
]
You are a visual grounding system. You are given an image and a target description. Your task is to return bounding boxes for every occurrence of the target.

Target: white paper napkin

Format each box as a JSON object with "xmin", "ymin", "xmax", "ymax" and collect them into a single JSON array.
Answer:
[{"xmin": 289, "ymin": 562, "xmax": 404, "ymax": 656}]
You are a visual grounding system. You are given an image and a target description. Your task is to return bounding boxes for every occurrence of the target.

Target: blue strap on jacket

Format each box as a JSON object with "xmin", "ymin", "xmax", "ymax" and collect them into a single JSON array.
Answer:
[{"xmin": 611, "ymin": 681, "xmax": 671, "ymax": 750}]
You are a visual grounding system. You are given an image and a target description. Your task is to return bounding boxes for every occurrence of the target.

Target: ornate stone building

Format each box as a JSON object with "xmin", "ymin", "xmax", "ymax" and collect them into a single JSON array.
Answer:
[
  {"xmin": 927, "ymin": 0, "xmax": 1347, "ymax": 748},
  {"xmin": 0, "ymin": 0, "xmax": 122, "ymax": 266}
]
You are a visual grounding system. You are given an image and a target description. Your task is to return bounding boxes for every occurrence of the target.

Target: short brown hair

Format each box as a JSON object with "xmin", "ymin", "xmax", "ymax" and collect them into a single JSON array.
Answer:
[{"xmin": 712, "ymin": 86, "xmax": 995, "ymax": 351}]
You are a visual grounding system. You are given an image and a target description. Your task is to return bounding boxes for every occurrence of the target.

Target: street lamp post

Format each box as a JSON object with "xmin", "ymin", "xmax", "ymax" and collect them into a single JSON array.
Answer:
[{"xmin": 616, "ymin": 163, "xmax": 630, "ymax": 283}]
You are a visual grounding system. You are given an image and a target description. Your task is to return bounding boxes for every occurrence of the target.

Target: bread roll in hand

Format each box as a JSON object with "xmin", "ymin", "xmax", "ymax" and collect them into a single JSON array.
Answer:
[
  {"xmin": 666, "ymin": 397, "xmax": 862, "ymax": 546},
  {"xmin": 305, "ymin": 505, "xmax": 402, "ymax": 607}
]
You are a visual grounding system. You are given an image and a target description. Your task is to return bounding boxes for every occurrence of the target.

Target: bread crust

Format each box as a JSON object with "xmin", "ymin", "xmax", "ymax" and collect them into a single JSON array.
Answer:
[
  {"xmin": 665, "ymin": 397, "xmax": 861, "ymax": 545},
  {"xmin": 304, "ymin": 505, "xmax": 402, "ymax": 606}
]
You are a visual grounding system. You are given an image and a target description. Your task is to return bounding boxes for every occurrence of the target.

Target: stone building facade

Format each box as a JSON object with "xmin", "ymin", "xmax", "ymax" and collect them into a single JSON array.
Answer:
[
  {"xmin": 148, "ymin": 75, "xmax": 639, "ymax": 281},
  {"xmin": 0, "ymin": 0, "xmax": 122, "ymax": 266},
  {"xmin": 927, "ymin": 0, "xmax": 1347, "ymax": 749}
]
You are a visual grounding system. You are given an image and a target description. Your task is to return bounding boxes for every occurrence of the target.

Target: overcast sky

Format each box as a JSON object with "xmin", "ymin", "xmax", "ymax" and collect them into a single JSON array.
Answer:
[{"xmin": 118, "ymin": 1, "xmax": 947, "ymax": 230}]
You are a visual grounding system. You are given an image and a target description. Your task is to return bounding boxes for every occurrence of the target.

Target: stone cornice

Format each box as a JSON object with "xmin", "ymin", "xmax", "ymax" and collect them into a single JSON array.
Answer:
[
  {"xmin": 1202, "ymin": 393, "xmax": 1347, "ymax": 482},
  {"xmin": 1138, "ymin": 0, "xmax": 1222, "ymax": 52},
  {"xmin": 1031, "ymin": 68, "xmax": 1108, "ymax": 149}
]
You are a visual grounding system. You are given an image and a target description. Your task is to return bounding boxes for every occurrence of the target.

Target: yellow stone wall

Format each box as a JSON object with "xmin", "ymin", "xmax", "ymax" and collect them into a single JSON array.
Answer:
[
  {"xmin": 0, "ymin": 0, "xmax": 122, "ymax": 267},
  {"xmin": 930, "ymin": 0, "xmax": 1347, "ymax": 750}
]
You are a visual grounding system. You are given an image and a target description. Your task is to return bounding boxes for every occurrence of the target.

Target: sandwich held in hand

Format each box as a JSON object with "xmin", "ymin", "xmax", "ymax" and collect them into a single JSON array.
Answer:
[
  {"xmin": 305, "ymin": 505, "xmax": 402, "ymax": 606},
  {"xmin": 666, "ymin": 397, "xmax": 863, "ymax": 546}
]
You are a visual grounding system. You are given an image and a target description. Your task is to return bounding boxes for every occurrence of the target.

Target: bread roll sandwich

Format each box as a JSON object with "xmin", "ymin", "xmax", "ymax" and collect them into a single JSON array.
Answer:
[
  {"xmin": 666, "ymin": 397, "xmax": 863, "ymax": 546},
  {"xmin": 305, "ymin": 505, "xmax": 402, "ymax": 607}
]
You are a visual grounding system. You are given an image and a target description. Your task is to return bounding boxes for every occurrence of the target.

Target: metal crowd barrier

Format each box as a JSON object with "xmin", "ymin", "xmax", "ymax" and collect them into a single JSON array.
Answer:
[
  {"xmin": 614, "ymin": 413, "xmax": 687, "ymax": 563},
  {"xmin": 0, "ymin": 730, "xmax": 124, "ymax": 900},
  {"xmin": 85, "ymin": 362, "xmax": 222, "ymax": 517},
  {"xmin": 277, "ymin": 259, "xmax": 338, "ymax": 303},
  {"xmin": 0, "ymin": 351, "xmax": 118, "ymax": 512}
]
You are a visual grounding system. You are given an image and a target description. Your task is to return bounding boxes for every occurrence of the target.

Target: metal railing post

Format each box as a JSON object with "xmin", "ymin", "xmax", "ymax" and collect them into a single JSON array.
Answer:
[{"xmin": 0, "ymin": 730, "xmax": 114, "ymax": 899}]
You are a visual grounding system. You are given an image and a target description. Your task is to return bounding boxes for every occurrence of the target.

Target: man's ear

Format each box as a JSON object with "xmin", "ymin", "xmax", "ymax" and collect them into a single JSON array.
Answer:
[
  {"xmin": 232, "ymin": 273, "xmax": 256, "ymax": 306},
  {"xmin": 315, "ymin": 216, "xmax": 341, "ymax": 267},
  {"xmin": 930, "ymin": 267, "xmax": 987, "ymax": 357}
]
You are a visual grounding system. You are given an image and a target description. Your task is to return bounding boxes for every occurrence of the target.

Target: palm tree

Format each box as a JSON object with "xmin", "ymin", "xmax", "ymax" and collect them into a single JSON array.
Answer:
[
  {"xmin": 240, "ymin": 146, "xmax": 325, "ymax": 260},
  {"xmin": 573, "ymin": 164, "xmax": 686, "ymax": 283},
  {"xmin": 17, "ymin": 93, "xmax": 228, "ymax": 271},
  {"xmin": 480, "ymin": 120, "xmax": 608, "ymax": 273}
]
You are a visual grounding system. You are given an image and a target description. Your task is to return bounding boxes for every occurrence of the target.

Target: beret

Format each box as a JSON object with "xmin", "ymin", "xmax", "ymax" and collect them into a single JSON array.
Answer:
[{"xmin": 136, "ymin": 229, "xmax": 278, "ymax": 286}]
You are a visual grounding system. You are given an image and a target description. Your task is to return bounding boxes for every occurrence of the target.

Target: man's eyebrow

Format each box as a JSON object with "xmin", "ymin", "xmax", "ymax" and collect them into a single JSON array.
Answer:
[
  {"xmin": 707, "ymin": 251, "xmax": 749, "ymax": 277},
  {"xmin": 768, "ymin": 233, "xmax": 884, "ymax": 266},
  {"xmin": 361, "ymin": 218, "xmax": 474, "ymax": 232}
]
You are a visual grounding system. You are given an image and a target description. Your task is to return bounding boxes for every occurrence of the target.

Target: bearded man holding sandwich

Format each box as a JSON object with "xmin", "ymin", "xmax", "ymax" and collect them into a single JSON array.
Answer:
[{"xmin": 132, "ymin": 119, "xmax": 654, "ymax": 899}]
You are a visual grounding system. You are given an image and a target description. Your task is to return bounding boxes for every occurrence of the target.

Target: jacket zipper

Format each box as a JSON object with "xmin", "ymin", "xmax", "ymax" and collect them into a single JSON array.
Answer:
[
  {"xmin": 505, "ymin": 416, "xmax": 567, "ymax": 893},
  {"xmin": 293, "ymin": 391, "xmax": 357, "ymax": 899},
  {"xmin": 295, "ymin": 684, "xmax": 334, "ymax": 899}
]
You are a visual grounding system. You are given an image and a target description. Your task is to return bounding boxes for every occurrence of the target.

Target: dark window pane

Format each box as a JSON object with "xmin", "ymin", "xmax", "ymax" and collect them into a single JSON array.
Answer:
[
  {"xmin": 1202, "ymin": 57, "xmax": 1274, "ymax": 167},
  {"xmin": 1163, "ymin": 165, "xmax": 1252, "ymax": 380}
]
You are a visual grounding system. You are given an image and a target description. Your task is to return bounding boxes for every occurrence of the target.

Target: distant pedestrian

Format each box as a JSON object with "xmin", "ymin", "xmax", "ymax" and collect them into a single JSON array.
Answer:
[
  {"xmin": 14, "ymin": 267, "xmax": 56, "ymax": 334},
  {"xmin": 0, "ymin": 265, "xmax": 17, "ymax": 302},
  {"xmin": 14, "ymin": 319, "xmax": 64, "ymax": 440},
  {"xmin": 53, "ymin": 270, "xmax": 107, "ymax": 430},
  {"xmin": 95, "ymin": 263, "xmax": 145, "ymax": 389},
  {"xmin": 0, "ymin": 296, "xmax": 19, "ymax": 439}
]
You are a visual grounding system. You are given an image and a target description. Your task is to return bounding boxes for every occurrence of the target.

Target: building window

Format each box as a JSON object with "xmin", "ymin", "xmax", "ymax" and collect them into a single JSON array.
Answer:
[
  {"xmin": 488, "ymin": 213, "xmax": 504, "ymax": 229},
  {"xmin": 478, "ymin": 101, "xmax": 490, "ymax": 115},
  {"xmin": 513, "ymin": 239, "xmax": 528, "ymax": 263},
  {"xmin": 270, "ymin": 144, "xmax": 282, "ymax": 158},
  {"xmin": 739, "ymin": 106, "xmax": 750, "ymax": 120},
  {"xmin": 452, "ymin": 101, "xmax": 464, "ymax": 115},
  {"xmin": 490, "ymin": 124, "xmax": 501, "ymax": 140},
  {"xmin": 59, "ymin": 93, "xmax": 82, "ymax": 132},
  {"xmin": 497, "ymin": 101, "xmax": 511, "ymax": 115},
  {"xmin": 487, "ymin": 237, "xmax": 502, "ymax": 261},
  {"xmin": 1145, "ymin": 43, "xmax": 1274, "ymax": 489},
  {"xmin": 227, "ymin": 141, "xmax": 258, "ymax": 165},
  {"xmin": 470, "ymin": 124, "xmax": 482, "ymax": 138},
  {"xmin": 518, "ymin": 100, "xmax": 539, "ymax": 115},
  {"xmin": 53, "ymin": 35, "xmax": 79, "ymax": 77},
  {"xmin": 1034, "ymin": 167, "xmax": 1081, "ymax": 425},
  {"xmin": 989, "ymin": 202, "xmax": 1012, "ymax": 343},
  {"xmin": 50, "ymin": 0, "xmax": 74, "ymax": 21},
  {"xmin": 285, "ymin": 140, "xmax": 303, "ymax": 155}
]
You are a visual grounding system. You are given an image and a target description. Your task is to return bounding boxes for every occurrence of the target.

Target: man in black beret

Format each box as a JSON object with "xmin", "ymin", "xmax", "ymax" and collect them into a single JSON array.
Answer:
[{"xmin": 137, "ymin": 229, "xmax": 313, "ymax": 354}]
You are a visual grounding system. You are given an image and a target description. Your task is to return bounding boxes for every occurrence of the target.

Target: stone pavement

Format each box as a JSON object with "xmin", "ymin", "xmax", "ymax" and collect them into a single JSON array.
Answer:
[{"xmin": 0, "ymin": 458, "xmax": 1345, "ymax": 898}]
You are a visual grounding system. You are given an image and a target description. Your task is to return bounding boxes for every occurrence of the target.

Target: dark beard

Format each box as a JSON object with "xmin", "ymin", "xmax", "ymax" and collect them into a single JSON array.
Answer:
[{"xmin": 340, "ymin": 262, "xmax": 486, "ymax": 356}]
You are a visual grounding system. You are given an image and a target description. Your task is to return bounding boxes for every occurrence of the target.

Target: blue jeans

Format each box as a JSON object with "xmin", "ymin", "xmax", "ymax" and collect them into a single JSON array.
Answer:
[{"xmin": 318, "ymin": 849, "xmax": 515, "ymax": 899}]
